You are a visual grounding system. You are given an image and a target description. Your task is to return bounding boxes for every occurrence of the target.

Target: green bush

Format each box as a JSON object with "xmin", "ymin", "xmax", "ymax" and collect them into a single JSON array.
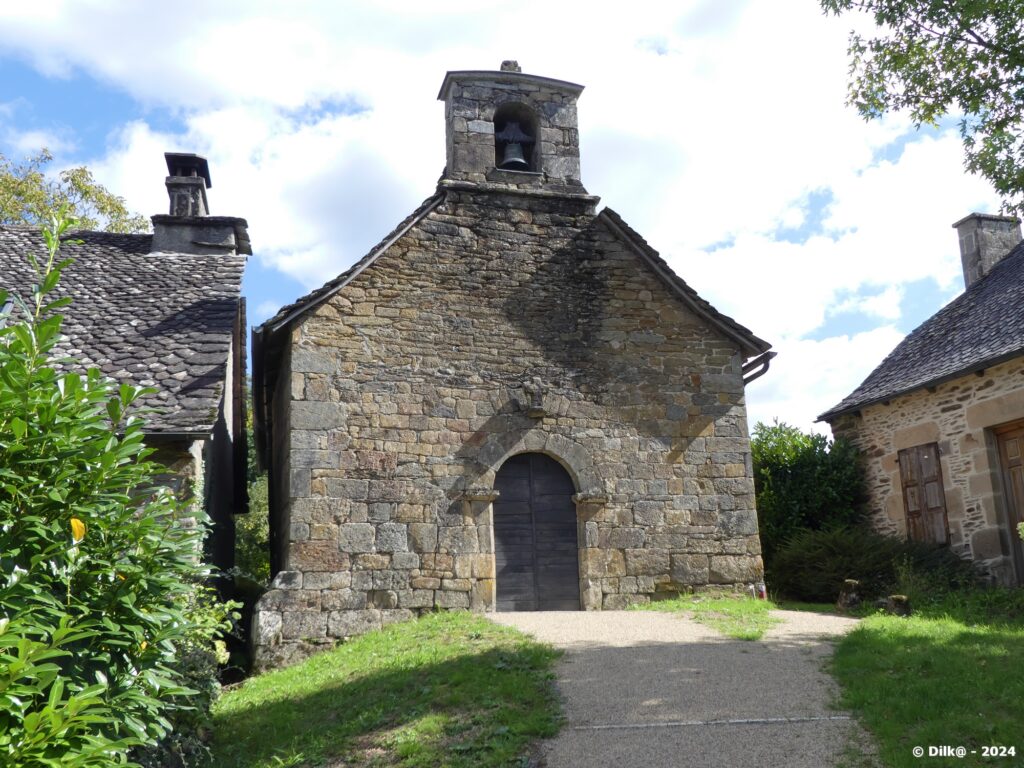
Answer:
[
  {"xmin": 751, "ymin": 421, "xmax": 866, "ymax": 563},
  {"xmin": 0, "ymin": 213, "xmax": 232, "ymax": 766},
  {"xmin": 768, "ymin": 526, "xmax": 977, "ymax": 603}
]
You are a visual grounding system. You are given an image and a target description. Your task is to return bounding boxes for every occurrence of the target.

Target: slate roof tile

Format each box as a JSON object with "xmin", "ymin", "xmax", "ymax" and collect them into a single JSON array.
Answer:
[
  {"xmin": 0, "ymin": 224, "xmax": 245, "ymax": 434},
  {"xmin": 820, "ymin": 242, "xmax": 1024, "ymax": 421}
]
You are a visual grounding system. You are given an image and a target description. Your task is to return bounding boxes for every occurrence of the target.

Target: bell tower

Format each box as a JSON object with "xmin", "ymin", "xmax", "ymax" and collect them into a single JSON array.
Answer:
[{"xmin": 437, "ymin": 60, "xmax": 588, "ymax": 195}]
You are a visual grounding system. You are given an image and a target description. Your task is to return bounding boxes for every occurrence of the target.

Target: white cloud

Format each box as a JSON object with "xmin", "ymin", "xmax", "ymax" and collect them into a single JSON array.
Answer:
[{"xmin": 0, "ymin": 1, "xmax": 1006, "ymax": 431}]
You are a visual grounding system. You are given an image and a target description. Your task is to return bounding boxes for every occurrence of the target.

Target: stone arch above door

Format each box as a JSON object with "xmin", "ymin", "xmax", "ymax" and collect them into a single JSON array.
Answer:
[{"xmin": 467, "ymin": 429, "xmax": 604, "ymax": 498}]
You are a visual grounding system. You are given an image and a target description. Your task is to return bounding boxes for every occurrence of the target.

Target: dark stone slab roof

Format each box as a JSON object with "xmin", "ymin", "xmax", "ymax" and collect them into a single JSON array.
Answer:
[
  {"xmin": 0, "ymin": 225, "xmax": 246, "ymax": 434},
  {"xmin": 820, "ymin": 241, "xmax": 1024, "ymax": 421}
]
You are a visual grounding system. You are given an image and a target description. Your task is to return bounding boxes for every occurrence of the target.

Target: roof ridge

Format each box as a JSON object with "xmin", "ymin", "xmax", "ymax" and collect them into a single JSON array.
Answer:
[{"xmin": 819, "ymin": 244, "xmax": 1024, "ymax": 421}]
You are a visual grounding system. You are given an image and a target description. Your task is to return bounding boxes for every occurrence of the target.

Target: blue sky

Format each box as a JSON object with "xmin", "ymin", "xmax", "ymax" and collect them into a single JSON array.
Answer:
[{"xmin": 0, "ymin": 1, "xmax": 1001, "ymax": 432}]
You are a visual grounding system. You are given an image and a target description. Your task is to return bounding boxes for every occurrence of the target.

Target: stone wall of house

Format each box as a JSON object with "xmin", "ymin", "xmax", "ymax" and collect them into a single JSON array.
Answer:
[
  {"xmin": 252, "ymin": 189, "xmax": 764, "ymax": 669},
  {"xmin": 829, "ymin": 355, "xmax": 1024, "ymax": 584}
]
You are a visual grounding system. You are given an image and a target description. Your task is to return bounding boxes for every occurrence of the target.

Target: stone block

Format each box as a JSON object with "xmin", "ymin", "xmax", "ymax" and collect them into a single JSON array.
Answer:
[
  {"xmin": 392, "ymin": 552, "xmax": 421, "ymax": 570},
  {"xmin": 338, "ymin": 523, "xmax": 376, "ymax": 553},
  {"xmin": 291, "ymin": 347, "xmax": 337, "ymax": 374},
  {"xmin": 321, "ymin": 589, "xmax": 367, "ymax": 611},
  {"xmin": 324, "ymin": 478, "xmax": 369, "ymax": 500},
  {"xmin": 709, "ymin": 555, "xmax": 761, "ymax": 584},
  {"xmin": 252, "ymin": 609, "xmax": 282, "ymax": 646},
  {"xmin": 281, "ymin": 610, "xmax": 328, "ymax": 640},
  {"xmin": 376, "ymin": 522, "xmax": 409, "ymax": 553},
  {"xmin": 290, "ymin": 541, "xmax": 350, "ymax": 571},
  {"xmin": 370, "ymin": 590, "xmax": 399, "ymax": 609},
  {"xmin": 411, "ymin": 576, "xmax": 442, "ymax": 589},
  {"xmin": 291, "ymin": 401, "xmax": 348, "ymax": 430},
  {"xmin": 442, "ymin": 578, "xmax": 472, "ymax": 592},
  {"xmin": 303, "ymin": 571, "xmax": 352, "ymax": 590},
  {"xmin": 601, "ymin": 527, "xmax": 646, "ymax": 549},
  {"xmin": 327, "ymin": 609, "xmax": 382, "ymax": 638},
  {"xmin": 602, "ymin": 593, "xmax": 633, "ymax": 610},
  {"xmin": 438, "ymin": 526, "xmax": 479, "ymax": 553},
  {"xmin": 624, "ymin": 548, "xmax": 670, "ymax": 576},
  {"xmin": 270, "ymin": 570, "xmax": 302, "ymax": 590},
  {"xmin": 399, "ymin": 589, "xmax": 436, "ymax": 608},
  {"xmin": 257, "ymin": 589, "xmax": 321, "ymax": 612},
  {"xmin": 471, "ymin": 578, "xmax": 494, "ymax": 610},
  {"xmin": 633, "ymin": 502, "xmax": 665, "ymax": 527},
  {"xmin": 435, "ymin": 590, "xmax": 470, "ymax": 609},
  {"xmin": 409, "ymin": 522, "xmax": 439, "ymax": 552},
  {"xmin": 670, "ymin": 554, "xmax": 709, "ymax": 585},
  {"xmin": 354, "ymin": 553, "xmax": 391, "ymax": 570}
]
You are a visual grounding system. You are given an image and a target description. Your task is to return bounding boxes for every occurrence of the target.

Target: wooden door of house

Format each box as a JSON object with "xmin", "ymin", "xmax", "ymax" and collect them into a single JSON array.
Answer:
[
  {"xmin": 493, "ymin": 453, "xmax": 580, "ymax": 611},
  {"xmin": 996, "ymin": 423, "xmax": 1024, "ymax": 585}
]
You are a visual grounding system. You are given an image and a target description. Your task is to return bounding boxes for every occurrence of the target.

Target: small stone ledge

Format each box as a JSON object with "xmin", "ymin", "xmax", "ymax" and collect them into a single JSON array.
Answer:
[
  {"xmin": 463, "ymin": 487, "xmax": 500, "ymax": 502},
  {"xmin": 573, "ymin": 491, "xmax": 609, "ymax": 505}
]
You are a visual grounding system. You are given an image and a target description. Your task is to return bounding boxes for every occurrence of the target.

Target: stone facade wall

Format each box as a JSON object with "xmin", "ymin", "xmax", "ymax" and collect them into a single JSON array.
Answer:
[
  {"xmin": 252, "ymin": 188, "xmax": 764, "ymax": 669},
  {"xmin": 829, "ymin": 355, "xmax": 1024, "ymax": 584}
]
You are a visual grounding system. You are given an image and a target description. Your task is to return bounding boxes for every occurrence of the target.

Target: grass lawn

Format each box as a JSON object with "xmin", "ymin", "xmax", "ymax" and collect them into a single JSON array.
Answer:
[
  {"xmin": 831, "ymin": 588, "xmax": 1024, "ymax": 768},
  {"xmin": 211, "ymin": 612, "xmax": 561, "ymax": 767},
  {"xmin": 635, "ymin": 594, "xmax": 782, "ymax": 639}
]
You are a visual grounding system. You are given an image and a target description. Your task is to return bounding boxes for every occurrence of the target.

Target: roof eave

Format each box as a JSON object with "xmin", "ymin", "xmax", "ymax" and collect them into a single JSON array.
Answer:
[{"xmin": 818, "ymin": 346, "xmax": 1024, "ymax": 423}]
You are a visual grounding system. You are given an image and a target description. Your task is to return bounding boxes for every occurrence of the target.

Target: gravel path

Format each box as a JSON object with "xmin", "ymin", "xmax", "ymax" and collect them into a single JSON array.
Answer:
[{"xmin": 488, "ymin": 609, "xmax": 874, "ymax": 768}]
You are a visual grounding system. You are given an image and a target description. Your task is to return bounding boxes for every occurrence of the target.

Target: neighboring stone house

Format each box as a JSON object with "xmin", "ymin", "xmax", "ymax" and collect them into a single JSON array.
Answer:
[
  {"xmin": 251, "ymin": 62, "xmax": 774, "ymax": 668},
  {"xmin": 821, "ymin": 213, "xmax": 1024, "ymax": 586},
  {"xmin": 0, "ymin": 153, "xmax": 250, "ymax": 571}
]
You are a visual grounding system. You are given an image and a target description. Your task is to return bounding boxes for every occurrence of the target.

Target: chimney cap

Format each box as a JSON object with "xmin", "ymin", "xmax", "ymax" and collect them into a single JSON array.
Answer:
[
  {"xmin": 952, "ymin": 211, "xmax": 1020, "ymax": 229},
  {"xmin": 165, "ymin": 152, "xmax": 212, "ymax": 189}
]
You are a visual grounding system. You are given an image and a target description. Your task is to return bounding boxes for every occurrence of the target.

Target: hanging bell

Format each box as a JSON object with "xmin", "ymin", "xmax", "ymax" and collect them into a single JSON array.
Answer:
[
  {"xmin": 495, "ymin": 120, "xmax": 534, "ymax": 171},
  {"xmin": 499, "ymin": 142, "xmax": 529, "ymax": 170}
]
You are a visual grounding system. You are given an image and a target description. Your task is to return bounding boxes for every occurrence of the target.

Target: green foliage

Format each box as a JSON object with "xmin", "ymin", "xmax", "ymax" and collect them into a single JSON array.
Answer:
[
  {"xmin": 0, "ymin": 212, "xmax": 227, "ymax": 766},
  {"xmin": 832, "ymin": 586, "xmax": 1024, "ymax": 766},
  {"xmin": 821, "ymin": 0, "xmax": 1024, "ymax": 214},
  {"xmin": 769, "ymin": 526, "xmax": 977, "ymax": 602},
  {"xmin": 751, "ymin": 421, "xmax": 865, "ymax": 563},
  {"xmin": 211, "ymin": 612, "xmax": 561, "ymax": 768},
  {"xmin": 0, "ymin": 149, "xmax": 148, "ymax": 233}
]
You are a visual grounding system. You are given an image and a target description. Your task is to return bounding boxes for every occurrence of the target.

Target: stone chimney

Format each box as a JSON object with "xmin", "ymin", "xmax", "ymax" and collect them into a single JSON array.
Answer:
[
  {"xmin": 151, "ymin": 152, "xmax": 251, "ymax": 256},
  {"xmin": 953, "ymin": 213, "xmax": 1022, "ymax": 288},
  {"xmin": 165, "ymin": 152, "xmax": 210, "ymax": 217}
]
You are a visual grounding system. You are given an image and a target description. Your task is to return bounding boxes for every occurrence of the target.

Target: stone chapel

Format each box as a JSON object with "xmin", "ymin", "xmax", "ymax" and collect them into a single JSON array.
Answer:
[{"xmin": 250, "ymin": 62, "xmax": 774, "ymax": 668}]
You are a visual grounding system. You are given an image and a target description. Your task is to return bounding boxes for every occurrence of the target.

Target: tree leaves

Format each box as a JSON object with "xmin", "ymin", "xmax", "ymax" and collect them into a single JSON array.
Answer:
[
  {"xmin": 0, "ymin": 149, "xmax": 149, "ymax": 233},
  {"xmin": 822, "ymin": 0, "xmax": 1024, "ymax": 213}
]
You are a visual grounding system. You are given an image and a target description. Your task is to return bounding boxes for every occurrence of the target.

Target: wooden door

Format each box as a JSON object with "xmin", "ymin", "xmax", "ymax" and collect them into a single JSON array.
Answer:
[
  {"xmin": 898, "ymin": 443, "xmax": 949, "ymax": 544},
  {"xmin": 996, "ymin": 424, "xmax": 1024, "ymax": 584},
  {"xmin": 493, "ymin": 453, "xmax": 580, "ymax": 611}
]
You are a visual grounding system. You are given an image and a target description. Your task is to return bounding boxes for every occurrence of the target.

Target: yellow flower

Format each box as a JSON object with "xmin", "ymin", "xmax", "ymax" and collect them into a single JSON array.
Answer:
[
  {"xmin": 140, "ymin": 641, "xmax": 148, "ymax": 651},
  {"xmin": 117, "ymin": 573, "xmax": 126, "ymax": 581},
  {"xmin": 70, "ymin": 517, "xmax": 86, "ymax": 543}
]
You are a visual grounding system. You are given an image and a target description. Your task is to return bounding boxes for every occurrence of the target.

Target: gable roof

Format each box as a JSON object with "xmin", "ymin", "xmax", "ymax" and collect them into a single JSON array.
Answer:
[
  {"xmin": 0, "ymin": 225, "xmax": 246, "ymax": 435},
  {"xmin": 256, "ymin": 195, "xmax": 771, "ymax": 358},
  {"xmin": 819, "ymin": 241, "xmax": 1024, "ymax": 421},
  {"xmin": 259, "ymin": 193, "xmax": 444, "ymax": 334},
  {"xmin": 597, "ymin": 209, "xmax": 771, "ymax": 357}
]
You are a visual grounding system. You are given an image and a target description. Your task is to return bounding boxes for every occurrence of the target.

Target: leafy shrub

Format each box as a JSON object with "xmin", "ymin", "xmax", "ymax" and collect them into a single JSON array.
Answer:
[
  {"xmin": 768, "ymin": 526, "xmax": 977, "ymax": 602},
  {"xmin": 0, "ymin": 213, "xmax": 232, "ymax": 766},
  {"xmin": 751, "ymin": 421, "xmax": 866, "ymax": 563}
]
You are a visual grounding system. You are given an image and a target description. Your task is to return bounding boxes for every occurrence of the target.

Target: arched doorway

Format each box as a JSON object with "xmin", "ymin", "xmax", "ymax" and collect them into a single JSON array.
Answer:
[{"xmin": 493, "ymin": 453, "xmax": 580, "ymax": 610}]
